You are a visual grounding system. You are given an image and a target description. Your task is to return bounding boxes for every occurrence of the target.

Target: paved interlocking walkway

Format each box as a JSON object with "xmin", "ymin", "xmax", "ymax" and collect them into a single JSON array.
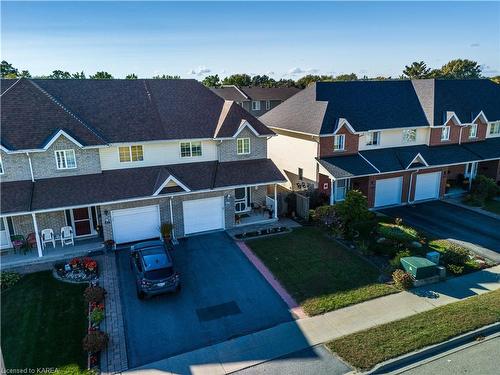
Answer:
[{"xmin": 101, "ymin": 253, "xmax": 128, "ymax": 374}]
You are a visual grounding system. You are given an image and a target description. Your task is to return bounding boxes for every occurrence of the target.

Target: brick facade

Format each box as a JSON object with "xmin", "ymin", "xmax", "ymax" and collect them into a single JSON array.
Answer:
[
  {"xmin": 218, "ymin": 127, "xmax": 268, "ymax": 162},
  {"xmin": 319, "ymin": 126, "xmax": 359, "ymax": 158},
  {"xmin": 478, "ymin": 159, "xmax": 500, "ymax": 183},
  {"xmin": 318, "ymin": 173, "xmax": 331, "ymax": 195},
  {"xmin": 0, "ymin": 151, "xmax": 32, "ymax": 182},
  {"xmin": 429, "ymin": 118, "xmax": 488, "ymax": 146}
]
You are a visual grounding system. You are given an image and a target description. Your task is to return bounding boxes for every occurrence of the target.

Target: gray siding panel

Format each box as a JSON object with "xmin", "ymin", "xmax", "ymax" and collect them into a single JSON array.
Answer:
[
  {"xmin": 0, "ymin": 151, "xmax": 32, "ymax": 182},
  {"xmin": 219, "ymin": 128, "xmax": 267, "ymax": 162}
]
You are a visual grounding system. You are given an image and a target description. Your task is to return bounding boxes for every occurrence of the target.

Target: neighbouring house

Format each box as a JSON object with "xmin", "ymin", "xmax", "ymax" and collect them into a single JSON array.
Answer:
[
  {"xmin": 210, "ymin": 85, "xmax": 301, "ymax": 117},
  {"xmin": 0, "ymin": 78, "xmax": 285, "ymax": 258},
  {"xmin": 261, "ymin": 79, "xmax": 500, "ymax": 208}
]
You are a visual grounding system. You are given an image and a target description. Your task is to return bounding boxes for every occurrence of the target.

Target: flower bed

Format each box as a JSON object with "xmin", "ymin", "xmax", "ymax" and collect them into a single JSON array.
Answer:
[
  {"xmin": 54, "ymin": 257, "xmax": 99, "ymax": 283},
  {"xmin": 234, "ymin": 226, "xmax": 289, "ymax": 240},
  {"xmin": 84, "ymin": 284, "xmax": 108, "ymax": 372}
]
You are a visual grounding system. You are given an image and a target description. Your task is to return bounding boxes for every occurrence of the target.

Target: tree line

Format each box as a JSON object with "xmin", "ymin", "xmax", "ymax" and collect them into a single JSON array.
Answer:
[{"xmin": 2, "ymin": 59, "xmax": 498, "ymax": 89}]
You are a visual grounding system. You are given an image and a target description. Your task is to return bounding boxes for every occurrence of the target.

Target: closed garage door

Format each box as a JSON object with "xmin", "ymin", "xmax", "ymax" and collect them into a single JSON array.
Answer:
[
  {"xmin": 183, "ymin": 197, "xmax": 224, "ymax": 235},
  {"xmin": 414, "ymin": 172, "xmax": 441, "ymax": 202},
  {"xmin": 375, "ymin": 177, "xmax": 403, "ymax": 207},
  {"xmin": 111, "ymin": 205, "xmax": 160, "ymax": 244}
]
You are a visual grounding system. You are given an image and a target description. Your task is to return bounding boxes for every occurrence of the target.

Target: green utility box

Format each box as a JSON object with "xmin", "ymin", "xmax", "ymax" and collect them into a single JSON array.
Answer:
[{"xmin": 400, "ymin": 256, "xmax": 437, "ymax": 280}]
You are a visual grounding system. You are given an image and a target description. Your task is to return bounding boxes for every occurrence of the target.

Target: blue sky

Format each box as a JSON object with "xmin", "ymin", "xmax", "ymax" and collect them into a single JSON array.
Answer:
[{"xmin": 2, "ymin": 1, "xmax": 499, "ymax": 78}]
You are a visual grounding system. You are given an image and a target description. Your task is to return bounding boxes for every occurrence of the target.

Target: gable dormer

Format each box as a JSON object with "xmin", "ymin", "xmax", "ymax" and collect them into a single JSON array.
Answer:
[{"xmin": 319, "ymin": 118, "xmax": 359, "ymax": 158}]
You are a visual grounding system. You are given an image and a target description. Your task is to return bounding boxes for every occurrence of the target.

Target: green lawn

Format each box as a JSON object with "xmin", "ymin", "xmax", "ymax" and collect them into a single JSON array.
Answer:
[
  {"xmin": 327, "ymin": 289, "xmax": 500, "ymax": 370},
  {"xmin": 483, "ymin": 199, "xmax": 500, "ymax": 215},
  {"xmin": 247, "ymin": 227, "xmax": 397, "ymax": 316},
  {"xmin": 1, "ymin": 271, "xmax": 88, "ymax": 372}
]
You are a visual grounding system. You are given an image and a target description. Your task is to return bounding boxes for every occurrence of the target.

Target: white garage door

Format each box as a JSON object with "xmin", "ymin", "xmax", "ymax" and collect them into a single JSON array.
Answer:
[
  {"xmin": 183, "ymin": 196, "xmax": 224, "ymax": 235},
  {"xmin": 414, "ymin": 172, "xmax": 441, "ymax": 202},
  {"xmin": 111, "ymin": 205, "xmax": 160, "ymax": 244},
  {"xmin": 375, "ymin": 177, "xmax": 403, "ymax": 207}
]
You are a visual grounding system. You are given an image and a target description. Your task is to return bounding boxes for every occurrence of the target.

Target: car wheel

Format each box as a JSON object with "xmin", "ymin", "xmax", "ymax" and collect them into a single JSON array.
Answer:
[{"xmin": 137, "ymin": 289, "xmax": 145, "ymax": 300}]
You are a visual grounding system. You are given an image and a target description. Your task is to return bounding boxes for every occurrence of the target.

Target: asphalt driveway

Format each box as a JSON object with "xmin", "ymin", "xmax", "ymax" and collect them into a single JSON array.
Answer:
[
  {"xmin": 116, "ymin": 232, "xmax": 293, "ymax": 369},
  {"xmin": 379, "ymin": 200, "xmax": 500, "ymax": 252}
]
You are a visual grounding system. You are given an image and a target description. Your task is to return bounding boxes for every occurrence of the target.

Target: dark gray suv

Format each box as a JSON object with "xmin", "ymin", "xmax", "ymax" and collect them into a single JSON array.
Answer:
[{"xmin": 129, "ymin": 240, "xmax": 181, "ymax": 299}]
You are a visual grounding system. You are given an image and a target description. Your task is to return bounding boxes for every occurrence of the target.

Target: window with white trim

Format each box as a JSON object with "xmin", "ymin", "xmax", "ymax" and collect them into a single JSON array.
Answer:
[
  {"xmin": 0, "ymin": 156, "xmax": 3, "ymax": 175},
  {"xmin": 489, "ymin": 121, "xmax": 500, "ymax": 135},
  {"xmin": 119, "ymin": 145, "xmax": 143, "ymax": 162},
  {"xmin": 402, "ymin": 129, "xmax": 417, "ymax": 143},
  {"xmin": 469, "ymin": 123, "xmax": 478, "ymax": 138},
  {"xmin": 251, "ymin": 101, "xmax": 261, "ymax": 111},
  {"xmin": 55, "ymin": 149, "xmax": 77, "ymax": 169},
  {"xmin": 333, "ymin": 134, "xmax": 345, "ymax": 151},
  {"xmin": 365, "ymin": 131, "xmax": 380, "ymax": 146},
  {"xmin": 180, "ymin": 141, "xmax": 202, "ymax": 157},
  {"xmin": 237, "ymin": 138, "xmax": 250, "ymax": 155},
  {"xmin": 441, "ymin": 126, "xmax": 450, "ymax": 141},
  {"xmin": 265, "ymin": 100, "xmax": 271, "ymax": 110}
]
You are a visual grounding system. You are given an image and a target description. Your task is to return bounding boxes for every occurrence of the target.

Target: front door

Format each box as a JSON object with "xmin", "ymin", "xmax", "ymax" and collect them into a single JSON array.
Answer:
[
  {"xmin": 71, "ymin": 208, "xmax": 93, "ymax": 237},
  {"xmin": 0, "ymin": 217, "xmax": 11, "ymax": 249},
  {"xmin": 235, "ymin": 187, "xmax": 251, "ymax": 213}
]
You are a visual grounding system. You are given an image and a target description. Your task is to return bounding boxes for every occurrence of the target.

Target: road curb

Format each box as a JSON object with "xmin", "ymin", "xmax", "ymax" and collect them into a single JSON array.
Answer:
[{"xmin": 364, "ymin": 322, "xmax": 500, "ymax": 374}]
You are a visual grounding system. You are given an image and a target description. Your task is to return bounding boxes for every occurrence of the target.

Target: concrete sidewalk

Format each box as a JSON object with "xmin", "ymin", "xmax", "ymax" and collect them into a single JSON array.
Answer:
[{"xmin": 125, "ymin": 265, "xmax": 500, "ymax": 375}]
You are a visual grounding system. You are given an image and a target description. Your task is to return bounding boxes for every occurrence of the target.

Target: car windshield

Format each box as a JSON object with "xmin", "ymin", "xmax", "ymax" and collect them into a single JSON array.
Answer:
[{"xmin": 144, "ymin": 267, "xmax": 174, "ymax": 280}]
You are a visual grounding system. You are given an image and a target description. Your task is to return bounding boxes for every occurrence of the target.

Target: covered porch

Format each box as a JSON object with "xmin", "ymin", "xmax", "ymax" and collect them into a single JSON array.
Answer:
[
  {"xmin": 1, "ymin": 205, "xmax": 104, "ymax": 267},
  {"xmin": 234, "ymin": 184, "xmax": 279, "ymax": 226}
]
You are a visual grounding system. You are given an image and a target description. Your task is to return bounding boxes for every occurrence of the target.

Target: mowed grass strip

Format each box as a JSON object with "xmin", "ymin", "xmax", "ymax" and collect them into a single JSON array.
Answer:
[
  {"xmin": 1, "ymin": 271, "xmax": 88, "ymax": 372},
  {"xmin": 247, "ymin": 227, "xmax": 397, "ymax": 315},
  {"xmin": 327, "ymin": 289, "xmax": 500, "ymax": 370}
]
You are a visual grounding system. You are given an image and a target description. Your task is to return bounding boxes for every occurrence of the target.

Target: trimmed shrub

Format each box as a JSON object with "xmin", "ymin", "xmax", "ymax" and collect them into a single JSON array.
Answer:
[
  {"xmin": 392, "ymin": 269, "xmax": 413, "ymax": 290},
  {"xmin": 84, "ymin": 286, "xmax": 106, "ymax": 304},
  {"xmin": 83, "ymin": 330, "xmax": 109, "ymax": 353},
  {"xmin": 378, "ymin": 223, "xmax": 418, "ymax": 243},
  {"xmin": 89, "ymin": 307, "xmax": 105, "ymax": 326},
  {"xmin": 0, "ymin": 272, "xmax": 21, "ymax": 290},
  {"xmin": 390, "ymin": 250, "xmax": 412, "ymax": 270},
  {"xmin": 467, "ymin": 175, "xmax": 500, "ymax": 205},
  {"xmin": 336, "ymin": 190, "xmax": 373, "ymax": 238},
  {"xmin": 447, "ymin": 264, "xmax": 464, "ymax": 275},
  {"xmin": 441, "ymin": 243, "xmax": 469, "ymax": 267}
]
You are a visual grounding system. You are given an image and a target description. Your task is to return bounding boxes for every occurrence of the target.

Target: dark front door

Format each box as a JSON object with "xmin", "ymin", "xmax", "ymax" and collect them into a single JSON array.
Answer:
[{"xmin": 72, "ymin": 208, "xmax": 92, "ymax": 236}]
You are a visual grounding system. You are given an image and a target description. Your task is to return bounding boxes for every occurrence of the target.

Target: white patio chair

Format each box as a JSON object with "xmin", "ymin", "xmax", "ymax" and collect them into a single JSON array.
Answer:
[
  {"xmin": 60, "ymin": 226, "xmax": 74, "ymax": 247},
  {"xmin": 41, "ymin": 229, "xmax": 56, "ymax": 249}
]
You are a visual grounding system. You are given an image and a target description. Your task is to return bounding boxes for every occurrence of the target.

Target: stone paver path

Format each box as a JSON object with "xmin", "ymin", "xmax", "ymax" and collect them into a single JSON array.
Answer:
[
  {"xmin": 125, "ymin": 265, "xmax": 500, "ymax": 375},
  {"xmin": 101, "ymin": 253, "xmax": 128, "ymax": 374}
]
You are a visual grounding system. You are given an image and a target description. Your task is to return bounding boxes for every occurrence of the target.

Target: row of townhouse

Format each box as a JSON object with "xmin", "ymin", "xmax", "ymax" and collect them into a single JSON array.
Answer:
[
  {"xmin": 0, "ymin": 79, "xmax": 285, "ymax": 255},
  {"xmin": 210, "ymin": 85, "xmax": 301, "ymax": 117},
  {"xmin": 262, "ymin": 79, "xmax": 500, "ymax": 208}
]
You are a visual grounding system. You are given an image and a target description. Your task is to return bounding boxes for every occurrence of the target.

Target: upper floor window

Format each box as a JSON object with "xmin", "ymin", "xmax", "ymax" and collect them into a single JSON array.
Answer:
[
  {"xmin": 402, "ymin": 129, "xmax": 417, "ymax": 143},
  {"xmin": 469, "ymin": 123, "xmax": 478, "ymax": 138},
  {"xmin": 237, "ymin": 138, "xmax": 251, "ymax": 155},
  {"xmin": 365, "ymin": 131, "xmax": 380, "ymax": 146},
  {"xmin": 55, "ymin": 149, "xmax": 77, "ymax": 170},
  {"xmin": 251, "ymin": 101, "xmax": 261, "ymax": 111},
  {"xmin": 180, "ymin": 141, "xmax": 202, "ymax": 158},
  {"xmin": 265, "ymin": 100, "xmax": 271, "ymax": 110},
  {"xmin": 490, "ymin": 121, "xmax": 500, "ymax": 135},
  {"xmin": 119, "ymin": 145, "xmax": 143, "ymax": 162},
  {"xmin": 333, "ymin": 134, "xmax": 345, "ymax": 151},
  {"xmin": 0, "ymin": 156, "xmax": 3, "ymax": 175},
  {"xmin": 441, "ymin": 126, "xmax": 450, "ymax": 141}
]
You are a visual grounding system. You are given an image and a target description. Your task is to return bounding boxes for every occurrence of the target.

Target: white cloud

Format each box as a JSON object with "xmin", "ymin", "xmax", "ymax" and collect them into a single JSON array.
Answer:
[
  {"xmin": 480, "ymin": 64, "xmax": 499, "ymax": 76},
  {"xmin": 188, "ymin": 66, "xmax": 211, "ymax": 76},
  {"xmin": 470, "ymin": 43, "xmax": 480, "ymax": 47},
  {"xmin": 287, "ymin": 67, "xmax": 319, "ymax": 76}
]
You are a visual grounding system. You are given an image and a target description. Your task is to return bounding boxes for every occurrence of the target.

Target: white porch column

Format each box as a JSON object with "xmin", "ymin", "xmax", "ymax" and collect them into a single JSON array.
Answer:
[
  {"xmin": 273, "ymin": 184, "xmax": 278, "ymax": 219},
  {"xmin": 31, "ymin": 213, "xmax": 43, "ymax": 257},
  {"xmin": 330, "ymin": 179, "xmax": 335, "ymax": 205}
]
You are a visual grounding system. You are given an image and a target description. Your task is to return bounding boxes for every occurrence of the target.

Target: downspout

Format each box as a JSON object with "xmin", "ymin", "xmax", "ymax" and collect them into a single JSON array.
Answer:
[
  {"xmin": 169, "ymin": 196, "xmax": 176, "ymax": 241},
  {"xmin": 407, "ymin": 169, "xmax": 420, "ymax": 204},
  {"xmin": 26, "ymin": 152, "xmax": 35, "ymax": 182}
]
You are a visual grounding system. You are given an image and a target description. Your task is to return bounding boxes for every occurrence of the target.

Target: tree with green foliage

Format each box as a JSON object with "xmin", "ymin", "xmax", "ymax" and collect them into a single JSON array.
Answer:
[
  {"xmin": 222, "ymin": 73, "xmax": 252, "ymax": 86},
  {"xmin": 402, "ymin": 61, "xmax": 431, "ymax": 79},
  {"xmin": 90, "ymin": 71, "xmax": 113, "ymax": 79},
  {"xmin": 1, "ymin": 60, "xmax": 19, "ymax": 78},
  {"xmin": 296, "ymin": 74, "xmax": 334, "ymax": 88},
  {"xmin": 439, "ymin": 59, "xmax": 482, "ymax": 79},
  {"xmin": 48, "ymin": 70, "xmax": 72, "ymax": 79},
  {"xmin": 125, "ymin": 73, "xmax": 138, "ymax": 79},
  {"xmin": 491, "ymin": 76, "xmax": 500, "ymax": 84},
  {"xmin": 251, "ymin": 74, "xmax": 277, "ymax": 87},
  {"xmin": 202, "ymin": 74, "xmax": 221, "ymax": 87},
  {"xmin": 275, "ymin": 78, "xmax": 298, "ymax": 88},
  {"xmin": 152, "ymin": 74, "xmax": 180, "ymax": 79},
  {"xmin": 334, "ymin": 73, "xmax": 358, "ymax": 81},
  {"xmin": 19, "ymin": 70, "xmax": 31, "ymax": 78},
  {"xmin": 335, "ymin": 190, "xmax": 372, "ymax": 238},
  {"xmin": 71, "ymin": 71, "xmax": 86, "ymax": 79}
]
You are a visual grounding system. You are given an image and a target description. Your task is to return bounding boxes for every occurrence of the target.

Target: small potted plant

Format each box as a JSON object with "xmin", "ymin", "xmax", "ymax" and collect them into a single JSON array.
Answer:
[
  {"xmin": 235, "ymin": 214, "xmax": 241, "ymax": 224},
  {"xmin": 160, "ymin": 223, "xmax": 173, "ymax": 242},
  {"xmin": 104, "ymin": 239, "xmax": 115, "ymax": 251},
  {"xmin": 69, "ymin": 257, "xmax": 81, "ymax": 269}
]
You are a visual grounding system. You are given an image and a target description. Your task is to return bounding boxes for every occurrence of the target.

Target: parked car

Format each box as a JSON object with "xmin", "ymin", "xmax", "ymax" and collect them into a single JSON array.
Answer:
[{"xmin": 129, "ymin": 240, "xmax": 181, "ymax": 299}]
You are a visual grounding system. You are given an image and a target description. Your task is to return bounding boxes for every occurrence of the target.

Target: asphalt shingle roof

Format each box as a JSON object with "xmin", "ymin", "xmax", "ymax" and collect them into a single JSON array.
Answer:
[
  {"xmin": 0, "ymin": 159, "xmax": 285, "ymax": 214},
  {"xmin": 211, "ymin": 86, "xmax": 301, "ymax": 102},
  {"xmin": 317, "ymin": 155, "xmax": 378, "ymax": 178},
  {"xmin": 462, "ymin": 137, "xmax": 500, "ymax": 160},
  {"xmin": 1, "ymin": 79, "xmax": 274, "ymax": 151}
]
